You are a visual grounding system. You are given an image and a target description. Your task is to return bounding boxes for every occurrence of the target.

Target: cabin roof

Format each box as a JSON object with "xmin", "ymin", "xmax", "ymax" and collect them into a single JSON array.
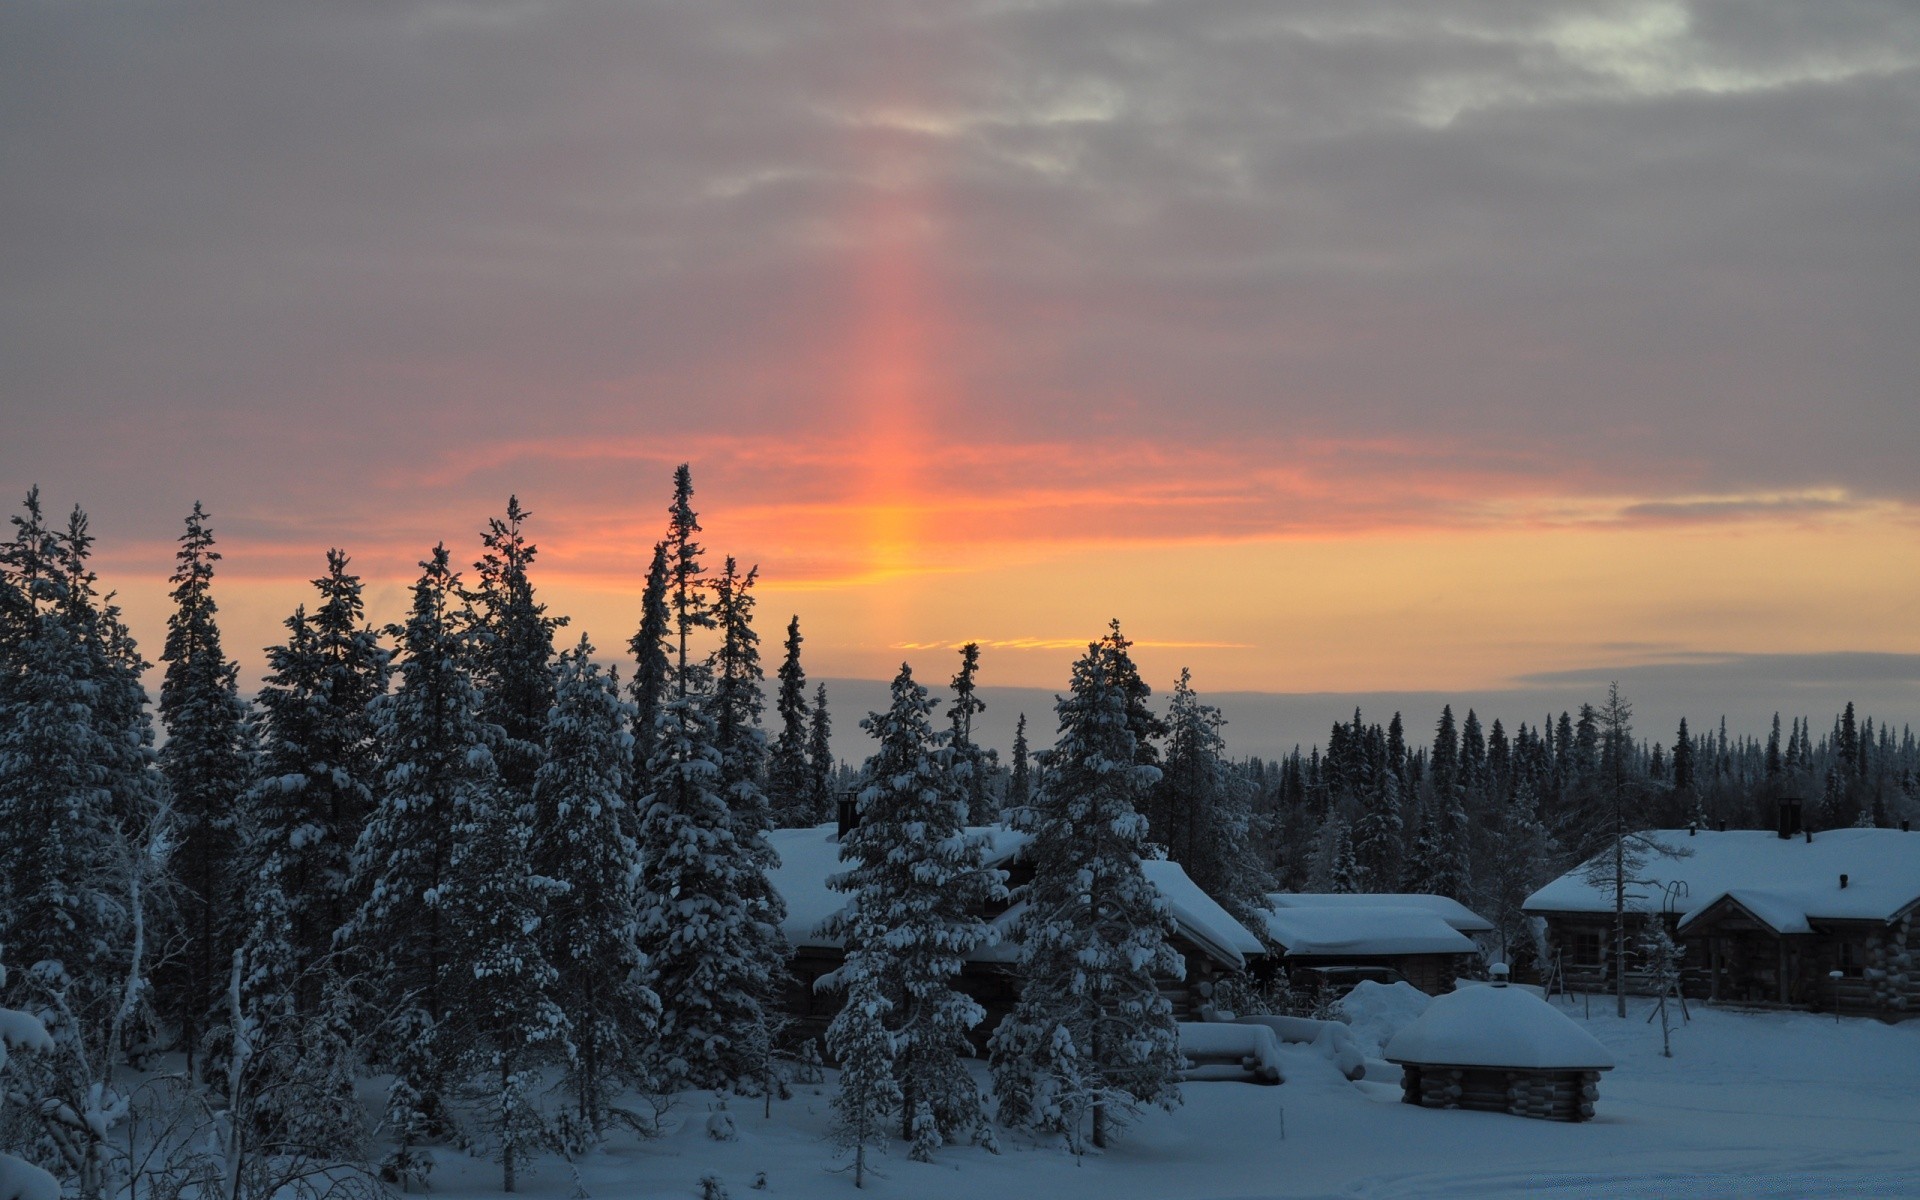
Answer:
[
  {"xmin": 1266, "ymin": 892, "xmax": 1495, "ymax": 934},
  {"xmin": 763, "ymin": 823, "xmax": 1266, "ymax": 970},
  {"xmin": 1522, "ymin": 828, "xmax": 1920, "ymax": 930},
  {"xmin": 1256, "ymin": 904, "xmax": 1476, "ymax": 958},
  {"xmin": 1385, "ymin": 983, "xmax": 1615, "ymax": 1071}
]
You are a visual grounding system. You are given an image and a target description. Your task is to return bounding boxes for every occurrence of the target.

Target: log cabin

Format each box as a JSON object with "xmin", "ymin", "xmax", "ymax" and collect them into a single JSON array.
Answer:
[{"xmin": 1523, "ymin": 823, "xmax": 1920, "ymax": 1017}]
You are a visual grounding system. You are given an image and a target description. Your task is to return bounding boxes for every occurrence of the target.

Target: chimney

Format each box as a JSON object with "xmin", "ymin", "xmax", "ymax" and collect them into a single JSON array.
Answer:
[
  {"xmin": 1840, "ymin": 874, "xmax": 1850, "ymax": 890},
  {"xmin": 836, "ymin": 792, "xmax": 859, "ymax": 840}
]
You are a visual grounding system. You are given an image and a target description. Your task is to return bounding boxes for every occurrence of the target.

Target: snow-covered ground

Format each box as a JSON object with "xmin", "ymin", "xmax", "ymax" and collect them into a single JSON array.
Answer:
[{"xmin": 419, "ymin": 998, "xmax": 1920, "ymax": 1200}]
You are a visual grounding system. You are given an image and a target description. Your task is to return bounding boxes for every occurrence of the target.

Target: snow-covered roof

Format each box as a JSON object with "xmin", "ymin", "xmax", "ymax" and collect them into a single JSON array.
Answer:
[
  {"xmin": 764, "ymin": 823, "xmax": 1032, "ymax": 952},
  {"xmin": 1266, "ymin": 892, "xmax": 1495, "ymax": 934},
  {"xmin": 1256, "ymin": 905, "xmax": 1477, "ymax": 958},
  {"xmin": 762, "ymin": 824, "xmax": 1266, "ymax": 969},
  {"xmin": 1141, "ymin": 859, "xmax": 1269, "ymax": 968},
  {"xmin": 1384, "ymin": 983, "xmax": 1615, "ymax": 1071},
  {"xmin": 1522, "ymin": 828, "xmax": 1920, "ymax": 934}
]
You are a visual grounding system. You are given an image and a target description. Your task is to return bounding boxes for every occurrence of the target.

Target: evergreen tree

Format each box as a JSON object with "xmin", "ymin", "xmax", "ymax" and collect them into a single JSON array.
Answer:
[
  {"xmin": 1458, "ymin": 709, "xmax": 1486, "ymax": 793},
  {"xmin": 1152, "ymin": 669, "xmax": 1268, "ymax": 923},
  {"xmin": 948, "ymin": 643, "xmax": 996, "ymax": 824},
  {"xmin": 1327, "ymin": 818, "xmax": 1363, "ymax": 893},
  {"xmin": 157, "ymin": 503, "xmax": 254, "ymax": 1064},
  {"xmin": 532, "ymin": 636, "xmax": 661, "ymax": 1133},
  {"xmin": 466, "ymin": 496, "xmax": 565, "ymax": 807},
  {"xmin": 827, "ymin": 963, "xmax": 899, "ymax": 1189},
  {"xmin": 708, "ymin": 556, "xmax": 767, "ymax": 800},
  {"xmin": 341, "ymin": 545, "xmax": 499, "ymax": 1173},
  {"xmin": 831, "ymin": 664, "xmax": 999, "ymax": 1155},
  {"xmin": 634, "ymin": 680, "xmax": 785, "ymax": 1092},
  {"xmin": 242, "ymin": 549, "xmax": 390, "ymax": 1014},
  {"xmin": 1765, "ymin": 713, "xmax": 1783, "ymax": 779},
  {"xmin": 1008, "ymin": 714, "xmax": 1031, "ymax": 812},
  {"xmin": 439, "ymin": 724, "xmax": 568, "ymax": 1194},
  {"xmin": 0, "ymin": 493, "xmax": 133, "ymax": 986},
  {"xmin": 768, "ymin": 615, "xmax": 814, "ymax": 827},
  {"xmin": 808, "ymin": 682, "xmax": 835, "ymax": 825},
  {"xmin": 1672, "ymin": 718, "xmax": 1696, "ymax": 794},
  {"xmin": 990, "ymin": 624, "xmax": 1182, "ymax": 1151},
  {"xmin": 1351, "ymin": 766, "xmax": 1404, "ymax": 891},
  {"xmin": 627, "ymin": 541, "xmax": 673, "ymax": 799}
]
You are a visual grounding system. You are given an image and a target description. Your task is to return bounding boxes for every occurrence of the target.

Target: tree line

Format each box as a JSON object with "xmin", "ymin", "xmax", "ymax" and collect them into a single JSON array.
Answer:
[{"xmin": 0, "ymin": 467, "xmax": 1289, "ymax": 1193}]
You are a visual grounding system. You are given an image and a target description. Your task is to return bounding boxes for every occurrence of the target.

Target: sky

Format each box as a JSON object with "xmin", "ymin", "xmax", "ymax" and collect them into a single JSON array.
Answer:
[{"xmin": 3, "ymin": 0, "xmax": 1918, "ymax": 750}]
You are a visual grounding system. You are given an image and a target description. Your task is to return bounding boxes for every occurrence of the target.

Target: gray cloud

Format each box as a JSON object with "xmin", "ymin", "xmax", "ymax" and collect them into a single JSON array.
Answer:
[{"xmin": 4, "ymin": 0, "xmax": 1919, "ymax": 548}]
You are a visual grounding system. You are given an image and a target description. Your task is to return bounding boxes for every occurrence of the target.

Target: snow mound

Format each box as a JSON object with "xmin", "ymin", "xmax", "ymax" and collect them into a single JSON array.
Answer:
[
  {"xmin": 1384, "ymin": 984, "xmax": 1614, "ymax": 1070},
  {"xmin": 1178, "ymin": 1022, "xmax": 1284, "ymax": 1083},
  {"xmin": 1338, "ymin": 979, "xmax": 1431, "ymax": 1058}
]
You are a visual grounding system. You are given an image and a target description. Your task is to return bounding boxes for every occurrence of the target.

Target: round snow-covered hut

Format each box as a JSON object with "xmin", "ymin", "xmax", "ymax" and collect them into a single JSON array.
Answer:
[{"xmin": 1383, "ymin": 969, "xmax": 1615, "ymax": 1121}]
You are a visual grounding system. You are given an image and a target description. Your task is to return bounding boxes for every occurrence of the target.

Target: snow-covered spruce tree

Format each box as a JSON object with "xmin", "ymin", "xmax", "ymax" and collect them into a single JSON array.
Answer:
[
  {"xmin": 634, "ymin": 682, "xmax": 785, "ymax": 1093},
  {"xmin": 467, "ymin": 496, "xmax": 565, "ymax": 810},
  {"xmin": 767, "ymin": 615, "xmax": 814, "ymax": 827},
  {"xmin": 1327, "ymin": 817, "xmax": 1363, "ymax": 894},
  {"xmin": 989, "ymin": 623, "xmax": 1182, "ymax": 1152},
  {"xmin": 340, "ymin": 545, "xmax": 499, "ymax": 1179},
  {"xmin": 0, "ymin": 953, "xmax": 60, "ymax": 1200},
  {"xmin": 1151, "ymin": 669, "xmax": 1269, "ymax": 926},
  {"xmin": 831, "ymin": 664, "xmax": 999, "ymax": 1157},
  {"xmin": 438, "ymin": 727, "xmax": 569, "ymax": 1194},
  {"xmin": 532, "ymin": 636, "xmax": 661, "ymax": 1134},
  {"xmin": 807, "ymin": 682, "xmax": 835, "ymax": 825},
  {"xmin": 826, "ymin": 963, "xmax": 899, "ymax": 1190},
  {"xmin": 0, "ymin": 492, "xmax": 127, "ymax": 987},
  {"xmin": 241, "ymin": 548, "xmax": 390, "ymax": 1013},
  {"xmin": 948, "ymin": 643, "xmax": 997, "ymax": 824},
  {"xmin": 626, "ymin": 541, "xmax": 672, "ymax": 803},
  {"xmin": 1351, "ymin": 763, "xmax": 1405, "ymax": 892},
  {"xmin": 157, "ymin": 503, "xmax": 254, "ymax": 1068}
]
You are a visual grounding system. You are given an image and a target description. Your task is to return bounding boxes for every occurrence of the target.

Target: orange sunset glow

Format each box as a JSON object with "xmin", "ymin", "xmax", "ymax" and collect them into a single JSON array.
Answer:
[{"xmin": 5, "ymin": 1, "xmax": 1917, "ymax": 752}]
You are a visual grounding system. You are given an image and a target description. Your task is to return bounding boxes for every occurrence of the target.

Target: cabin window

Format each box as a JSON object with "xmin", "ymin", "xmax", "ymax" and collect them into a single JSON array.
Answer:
[
  {"xmin": 1837, "ymin": 941, "xmax": 1864, "ymax": 979},
  {"xmin": 1568, "ymin": 930, "xmax": 1604, "ymax": 968}
]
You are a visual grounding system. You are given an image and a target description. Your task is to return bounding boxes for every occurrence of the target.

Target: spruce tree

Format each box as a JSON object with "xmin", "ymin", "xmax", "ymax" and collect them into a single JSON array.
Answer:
[
  {"xmin": 0, "ymin": 493, "xmax": 131, "ymax": 986},
  {"xmin": 439, "ymin": 725, "xmax": 568, "ymax": 1194},
  {"xmin": 242, "ymin": 549, "xmax": 390, "ymax": 1014},
  {"xmin": 634, "ymin": 681, "xmax": 784, "ymax": 1092},
  {"xmin": 1327, "ymin": 817, "xmax": 1363, "ymax": 893},
  {"xmin": 157, "ymin": 503, "xmax": 254, "ymax": 1065},
  {"xmin": 1009, "ymin": 714, "xmax": 1031, "ymax": 811},
  {"xmin": 832, "ymin": 665, "xmax": 998, "ymax": 1155},
  {"xmin": 341, "ymin": 545, "xmax": 499, "ymax": 1173},
  {"xmin": 768, "ymin": 615, "xmax": 814, "ymax": 827},
  {"xmin": 532, "ymin": 636, "xmax": 661, "ymax": 1133},
  {"xmin": 1152, "ymin": 669, "xmax": 1268, "ymax": 923},
  {"xmin": 989, "ymin": 624, "xmax": 1182, "ymax": 1151},
  {"xmin": 1352, "ymin": 766, "xmax": 1404, "ymax": 891},
  {"xmin": 827, "ymin": 963, "xmax": 899, "ymax": 1189},
  {"xmin": 467, "ymin": 496, "xmax": 565, "ymax": 806},
  {"xmin": 947, "ymin": 643, "xmax": 996, "ymax": 824},
  {"xmin": 807, "ymin": 682, "xmax": 835, "ymax": 824},
  {"xmin": 627, "ymin": 541, "xmax": 672, "ymax": 799}
]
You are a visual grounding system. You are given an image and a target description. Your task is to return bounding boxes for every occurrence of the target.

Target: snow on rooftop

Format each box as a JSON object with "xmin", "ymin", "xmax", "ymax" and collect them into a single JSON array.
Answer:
[
  {"xmin": 764, "ymin": 823, "xmax": 1033, "ymax": 950},
  {"xmin": 1384, "ymin": 983, "xmax": 1615, "ymax": 1071},
  {"xmin": 1257, "ymin": 904, "xmax": 1476, "ymax": 958},
  {"xmin": 1523, "ymin": 828, "xmax": 1920, "ymax": 934},
  {"xmin": 1266, "ymin": 892, "xmax": 1495, "ymax": 934},
  {"xmin": 762, "ymin": 825, "xmax": 1264, "ymax": 969},
  {"xmin": 1140, "ymin": 859, "xmax": 1268, "ymax": 969}
]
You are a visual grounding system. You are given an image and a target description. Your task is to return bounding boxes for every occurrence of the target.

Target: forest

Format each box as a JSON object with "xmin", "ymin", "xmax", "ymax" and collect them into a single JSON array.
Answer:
[{"xmin": 1, "ymin": 465, "xmax": 1914, "ymax": 1198}]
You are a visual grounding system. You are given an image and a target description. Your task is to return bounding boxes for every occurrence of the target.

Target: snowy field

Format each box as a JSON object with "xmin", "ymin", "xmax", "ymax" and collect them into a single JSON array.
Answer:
[{"xmin": 411, "ymin": 997, "xmax": 1920, "ymax": 1200}]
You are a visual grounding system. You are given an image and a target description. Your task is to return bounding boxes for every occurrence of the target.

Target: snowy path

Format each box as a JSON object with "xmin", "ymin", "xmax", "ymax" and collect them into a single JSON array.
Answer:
[{"xmin": 420, "ymin": 1000, "xmax": 1920, "ymax": 1200}]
